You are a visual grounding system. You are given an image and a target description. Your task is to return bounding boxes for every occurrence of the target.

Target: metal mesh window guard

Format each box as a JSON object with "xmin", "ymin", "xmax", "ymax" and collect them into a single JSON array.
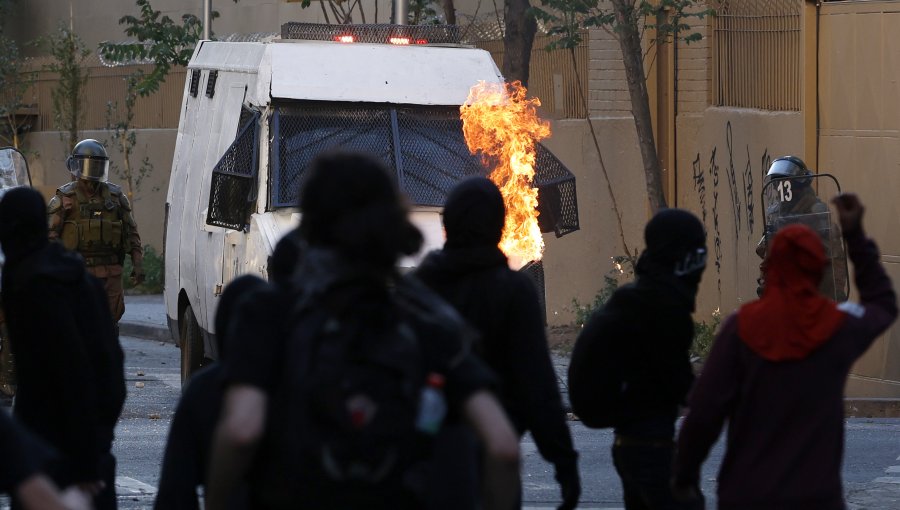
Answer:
[
  {"xmin": 711, "ymin": 0, "xmax": 802, "ymax": 111},
  {"xmin": 534, "ymin": 144, "xmax": 579, "ymax": 237},
  {"xmin": 207, "ymin": 108, "xmax": 260, "ymax": 230},
  {"xmin": 271, "ymin": 102, "xmax": 579, "ymax": 237},
  {"xmin": 281, "ymin": 23, "xmax": 461, "ymax": 45}
]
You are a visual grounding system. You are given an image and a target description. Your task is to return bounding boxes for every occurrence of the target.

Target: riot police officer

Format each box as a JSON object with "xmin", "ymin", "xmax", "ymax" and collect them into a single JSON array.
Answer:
[
  {"xmin": 47, "ymin": 139, "xmax": 144, "ymax": 324},
  {"xmin": 755, "ymin": 155, "xmax": 847, "ymax": 300}
]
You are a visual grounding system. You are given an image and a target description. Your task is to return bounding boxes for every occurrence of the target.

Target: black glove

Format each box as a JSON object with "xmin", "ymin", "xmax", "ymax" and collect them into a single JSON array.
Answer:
[{"xmin": 555, "ymin": 462, "xmax": 581, "ymax": 510}]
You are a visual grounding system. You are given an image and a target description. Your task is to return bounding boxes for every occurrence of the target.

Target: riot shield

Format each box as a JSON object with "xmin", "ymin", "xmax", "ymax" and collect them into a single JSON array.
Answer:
[
  {"xmin": 761, "ymin": 173, "xmax": 849, "ymax": 301},
  {"xmin": 0, "ymin": 147, "xmax": 24, "ymax": 400},
  {"xmin": 0, "ymin": 147, "xmax": 31, "ymax": 192}
]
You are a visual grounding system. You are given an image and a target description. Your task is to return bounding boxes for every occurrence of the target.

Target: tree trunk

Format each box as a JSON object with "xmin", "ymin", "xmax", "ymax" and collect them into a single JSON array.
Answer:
[
  {"xmin": 442, "ymin": 0, "xmax": 456, "ymax": 25},
  {"xmin": 611, "ymin": 0, "xmax": 667, "ymax": 213},
  {"xmin": 501, "ymin": 0, "xmax": 537, "ymax": 87}
]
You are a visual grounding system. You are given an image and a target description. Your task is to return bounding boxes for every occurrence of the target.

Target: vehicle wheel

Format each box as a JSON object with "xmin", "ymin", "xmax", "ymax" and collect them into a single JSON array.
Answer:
[{"xmin": 180, "ymin": 305, "xmax": 203, "ymax": 385}]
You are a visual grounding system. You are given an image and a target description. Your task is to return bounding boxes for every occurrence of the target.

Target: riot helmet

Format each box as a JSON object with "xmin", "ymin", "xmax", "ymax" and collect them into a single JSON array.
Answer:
[
  {"xmin": 767, "ymin": 155, "xmax": 812, "ymax": 184},
  {"xmin": 66, "ymin": 139, "xmax": 109, "ymax": 182}
]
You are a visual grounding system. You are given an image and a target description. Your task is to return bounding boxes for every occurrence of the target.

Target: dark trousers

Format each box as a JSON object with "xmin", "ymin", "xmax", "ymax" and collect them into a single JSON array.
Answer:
[{"xmin": 612, "ymin": 439, "xmax": 703, "ymax": 510}]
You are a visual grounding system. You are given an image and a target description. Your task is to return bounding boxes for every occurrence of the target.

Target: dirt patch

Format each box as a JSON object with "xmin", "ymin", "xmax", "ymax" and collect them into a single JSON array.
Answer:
[{"xmin": 547, "ymin": 324, "xmax": 580, "ymax": 357}]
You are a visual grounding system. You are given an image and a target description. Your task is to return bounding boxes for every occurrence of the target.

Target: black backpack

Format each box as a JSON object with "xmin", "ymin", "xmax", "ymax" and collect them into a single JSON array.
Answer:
[
  {"xmin": 254, "ymin": 283, "xmax": 438, "ymax": 509},
  {"xmin": 567, "ymin": 301, "xmax": 629, "ymax": 429}
]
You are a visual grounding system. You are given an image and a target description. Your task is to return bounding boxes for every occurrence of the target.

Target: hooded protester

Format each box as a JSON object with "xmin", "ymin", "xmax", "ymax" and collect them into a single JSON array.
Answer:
[
  {"xmin": 0, "ymin": 187, "xmax": 126, "ymax": 510},
  {"xmin": 155, "ymin": 273, "xmax": 267, "ymax": 510},
  {"xmin": 0, "ymin": 411, "xmax": 92, "ymax": 510},
  {"xmin": 571, "ymin": 207, "xmax": 707, "ymax": 510},
  {"xmin": 206, "ymin": 152, "xmax": 521, "ymax": 510},
  {"xmin": 413, "ymin": 176, "xmax": 580, "ymax": 510},
  {"xmin": 673, "ymin": 194, "xmax": 897, "ymax": 510}
]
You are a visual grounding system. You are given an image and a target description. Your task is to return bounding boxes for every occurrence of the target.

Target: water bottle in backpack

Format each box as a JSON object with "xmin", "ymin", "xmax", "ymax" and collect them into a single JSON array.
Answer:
[{"xmin": 415, "ymin": 372, "xmax": 446, "ymax": 435}]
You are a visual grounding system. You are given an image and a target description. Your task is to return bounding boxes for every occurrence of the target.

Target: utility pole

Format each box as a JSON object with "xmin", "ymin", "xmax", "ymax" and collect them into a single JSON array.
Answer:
[
  {"xmin": 393, "ymin": 0, "xmax": 408, "ymax": 25},
  {"xmin": 203, "ymin": 0, "xmax": 212, "ymax": 40}
]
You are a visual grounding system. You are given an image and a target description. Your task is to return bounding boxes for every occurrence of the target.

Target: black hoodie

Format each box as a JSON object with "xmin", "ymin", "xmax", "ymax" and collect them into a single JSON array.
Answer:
[
  {"xmin": 2, "ymin": 241, "xmax": 125, "ymax": 483},
  {"xmin": 414, "ymin": 244, "xmax": 578, "ymax": 476}
]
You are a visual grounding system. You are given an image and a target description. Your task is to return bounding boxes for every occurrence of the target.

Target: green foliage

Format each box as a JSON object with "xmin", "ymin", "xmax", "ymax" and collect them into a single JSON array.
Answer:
[
  {"xmin": 123, "ymin": 245, "xmax": 164, "ymax": 294},
  {"xmin": 409, "ymin": 0, "xmax": 440, "ymax": 25},
  {"xmin": 98, "ymin": 0, "xmax": 204, "ymax": 97},
  {"xmin": 571, "ymin": 255, "xmax": 635, "ymax": 327},
  {"xmin": 691, "ymin": 308, "xmax": 722, "ymax": 360},
  {"xmin": 0, "ymin": 34, "xmax": 35, "ymax": 148},
  {"xmin": 42, "ymin": 25, "xmax": 90, "ymax": 155},
  {"xmin": 103, "ymin": 73, "xmax": 158, "ymax": 208},
  {"xmin": 532, "ymin": 0, "xmax": 713, "ymax": 51}
]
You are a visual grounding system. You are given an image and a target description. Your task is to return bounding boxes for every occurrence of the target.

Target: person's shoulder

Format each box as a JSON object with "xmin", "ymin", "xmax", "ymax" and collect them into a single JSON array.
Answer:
[
  {"xmin": 180, "ymin": 364, "xmax": 224, "ymax": 405},
  {"xmin": 57, "ymin": 181, "xmax": 77, "ymax": 195},
  {"xmin": 106, "ymin": 182, "xmax": 124, "ymax": 195}
]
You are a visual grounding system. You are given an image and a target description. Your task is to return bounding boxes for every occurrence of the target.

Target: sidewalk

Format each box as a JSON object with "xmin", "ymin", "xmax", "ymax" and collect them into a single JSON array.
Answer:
[{"xmin": 121, "ymin": 294, "xmax": 171, "ymax": 343}]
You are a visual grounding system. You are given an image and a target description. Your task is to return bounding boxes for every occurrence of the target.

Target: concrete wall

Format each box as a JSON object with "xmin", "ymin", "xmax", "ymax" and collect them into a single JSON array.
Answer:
[{"xmin": 23, "ymin": 130, "xmax": 175, "ymax": 254}]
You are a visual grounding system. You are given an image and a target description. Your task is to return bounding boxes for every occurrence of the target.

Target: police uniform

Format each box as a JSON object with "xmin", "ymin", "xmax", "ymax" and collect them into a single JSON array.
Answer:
[
  {"xmin": 756, "ymin": 156, "xmax": 848, "ymax": 300},
  {"xmin": 47, "ymin": 179, "xmax": 143, "ymax": 323}
]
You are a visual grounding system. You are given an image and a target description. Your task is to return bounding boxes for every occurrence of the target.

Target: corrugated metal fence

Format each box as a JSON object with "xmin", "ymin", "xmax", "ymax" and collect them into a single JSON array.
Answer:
[
  {"xmin": 711, "ymin": 0, "xmax": 802, "ymax": 111},
  {"xmin": 24, "ymin": 57, "xmax": 186, "ymax": 132}
]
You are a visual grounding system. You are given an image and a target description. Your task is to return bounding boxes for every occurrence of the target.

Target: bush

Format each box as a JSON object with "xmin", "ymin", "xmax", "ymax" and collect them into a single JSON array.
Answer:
[
  {"xmin": 571, "ymin": 255, "xmax": 634, "ymax": 327},
  {"xmin": 691, "ymin": 308, "xmax": 722, "ymax": 360},
  {"xmin": 123, "ymin": 244, "xmax": 164, "ymax": 294}
]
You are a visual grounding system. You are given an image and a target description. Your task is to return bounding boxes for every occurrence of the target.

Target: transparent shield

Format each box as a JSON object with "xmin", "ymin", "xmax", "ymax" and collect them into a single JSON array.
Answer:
[
  {"xmin": 761, "ymin": 174, "xmax": 848, "ymax": 301},
  {"xmin": 0, "ymin": 147, "xmax": 31, "ymax": 191}
]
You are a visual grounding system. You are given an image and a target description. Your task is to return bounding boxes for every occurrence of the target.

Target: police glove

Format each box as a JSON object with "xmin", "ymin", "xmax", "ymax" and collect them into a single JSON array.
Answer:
[
  {"xmin": 130, "ymin": 268, "xmax": 145, "ymax": 286},
  {"xmin": 555, "ymin": 462, "xmax": 581, "ymax": 510}
]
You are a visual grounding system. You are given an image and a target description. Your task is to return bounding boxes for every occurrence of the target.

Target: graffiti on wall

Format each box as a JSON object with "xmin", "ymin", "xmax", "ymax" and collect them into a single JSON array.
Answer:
[{"xmin": 692, "ymin": 121, "xmax": 771, "ymax": 303}]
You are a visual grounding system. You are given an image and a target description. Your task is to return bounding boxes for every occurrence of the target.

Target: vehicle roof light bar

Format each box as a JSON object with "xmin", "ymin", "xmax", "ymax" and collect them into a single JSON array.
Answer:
[{"xmin": 281, "ymin": 22, "xmax": 460, "ymax": 45}]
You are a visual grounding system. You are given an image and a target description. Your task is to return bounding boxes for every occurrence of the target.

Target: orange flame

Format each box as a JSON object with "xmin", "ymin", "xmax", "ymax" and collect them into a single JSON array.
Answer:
[{"xmin": 460, "ymin": 80, "xmax": 550, "ymax": 267}]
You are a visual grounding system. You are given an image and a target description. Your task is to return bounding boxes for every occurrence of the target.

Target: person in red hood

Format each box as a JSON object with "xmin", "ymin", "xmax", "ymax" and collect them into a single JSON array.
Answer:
[{"xmin": 672, "ymin": 193, "xmax": 897, "ymax": 510}]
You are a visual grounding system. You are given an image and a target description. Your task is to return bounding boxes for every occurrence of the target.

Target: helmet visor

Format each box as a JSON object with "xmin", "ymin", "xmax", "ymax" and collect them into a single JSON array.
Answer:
[
  {"xmin": 71, "ymin": 157, "xmax": 109, "ymax": 182},
  {"xmin": 767, "ymin": 158, "xmax": 806, "ymax": 179}
]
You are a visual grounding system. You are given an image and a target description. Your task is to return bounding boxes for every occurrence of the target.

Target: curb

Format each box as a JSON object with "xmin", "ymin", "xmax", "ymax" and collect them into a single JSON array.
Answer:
[
  {"xmin": 844, "ymin": 398, "xmax": 900, "ymax": 418},
  {"xmin": 119, "ymin": 321, "xmax": 173, "ymax": 344}
]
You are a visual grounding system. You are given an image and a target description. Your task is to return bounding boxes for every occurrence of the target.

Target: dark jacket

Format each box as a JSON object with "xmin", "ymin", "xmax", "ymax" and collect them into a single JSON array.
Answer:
[
  {"xmin": 414, "ymin": 245, "xmax": 578, "ymax": 472},
  {"xmin": 155, "ymin": 364, "xmax": 247, "ymax": 510},
  {"xmin": 1, "ymin": 242, "xmax": 125, "ymax": 483},
  {"xmin": 674, "ymin": 230, "xmax": 897, "ymax": 509},
  {"xmin": 0, "ymin": 410, "xmax": 56, "ymax": 493},
  {"xmin": 578, "ymin": 274, "xmax": 696, "ymax": 439}
]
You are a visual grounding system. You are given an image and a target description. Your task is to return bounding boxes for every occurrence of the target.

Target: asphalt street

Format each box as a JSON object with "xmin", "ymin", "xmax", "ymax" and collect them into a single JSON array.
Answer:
[
  {"xmin": 5, "ymin": 336, "xmax": 900, "ymax": 508},
  {"xmin": 113, "ymin": 336, "xmax": 900, "ymax": 509}
]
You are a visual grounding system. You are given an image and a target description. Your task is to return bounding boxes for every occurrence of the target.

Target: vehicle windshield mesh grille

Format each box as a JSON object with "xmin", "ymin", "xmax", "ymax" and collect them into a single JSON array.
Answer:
[{"xmin": 271, "ymin": 102, "xmax": 579, "ymax": 237}]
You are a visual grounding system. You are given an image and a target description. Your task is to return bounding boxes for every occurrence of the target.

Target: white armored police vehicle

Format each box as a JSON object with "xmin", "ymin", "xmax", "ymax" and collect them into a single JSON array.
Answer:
[{"xmin": 164, "ymin": 23, "xmax": 579, "ymax": 381}]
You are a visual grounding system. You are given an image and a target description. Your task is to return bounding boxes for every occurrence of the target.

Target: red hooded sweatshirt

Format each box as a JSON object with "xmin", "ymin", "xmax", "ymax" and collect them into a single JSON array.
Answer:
[{"xmin": 674, "ymin": 225, "xmax": 897, "ymax": 510}]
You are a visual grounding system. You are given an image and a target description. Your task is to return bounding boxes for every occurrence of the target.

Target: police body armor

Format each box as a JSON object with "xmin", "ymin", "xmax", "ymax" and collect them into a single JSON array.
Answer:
[
  {"xmin": 760, "ymin": 173, "xmax": 849, "ymax": 301},
  {"xmin": 57, "ymin": 181, "xmax": 128, "ymax": 267}
]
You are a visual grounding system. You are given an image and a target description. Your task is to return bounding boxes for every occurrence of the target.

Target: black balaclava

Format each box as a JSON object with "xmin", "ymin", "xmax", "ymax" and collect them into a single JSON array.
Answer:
[
  {"xmin": 635, "ymin": 208, "xmax": 707, "ymax": 306},
  {"xmin": 214, "ymin": 274, "xmax": 267, "ymax": 360},
  {"xmin": 0, "ymin": 187, "xmax": 49, "ymax": 265},
  {"xmin": 442, "ymin": 177, "xmax": 505, "ymax": 250},
  {"xmin": 298, "ymin": 152, "xmax": 422, "ymax": 271}
]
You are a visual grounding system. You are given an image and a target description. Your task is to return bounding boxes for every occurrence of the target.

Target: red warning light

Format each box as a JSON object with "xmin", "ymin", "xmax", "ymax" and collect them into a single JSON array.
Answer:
[
  {"xmin": 415, "ymin": 39, "xmax": 429, "ymax": 45},
  {"xmin": 335, "ymin": 35, "xmax": 355, "ymax": 43},
  {"xmin": 389, "ymin": 36, "xmax": 411, "ymax": 45}
]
